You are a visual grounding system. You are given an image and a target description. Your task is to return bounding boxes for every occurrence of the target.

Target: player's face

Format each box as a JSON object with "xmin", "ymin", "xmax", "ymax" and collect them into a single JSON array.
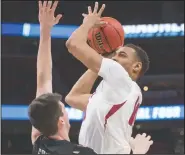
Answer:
[
  {"xmin": 58, "ymin": 102, "xmax": 71, "ymax": 140},
  {"xmin": 112, "ymin": 46, "xmax": 140, "ymax": 77},
  {"xmin": 60, "ymin": 102, "xmax": 71, "ymax": 131}
]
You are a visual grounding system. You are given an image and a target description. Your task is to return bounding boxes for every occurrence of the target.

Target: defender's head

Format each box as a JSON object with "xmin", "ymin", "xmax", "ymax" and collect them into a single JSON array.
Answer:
[
  {"xmin": 28, "ymin": 93, "xmax": 70, "ymax": 140},
  {"xmin": 112, "ymin": 44, "xmax": 150, "ymax": 80}
]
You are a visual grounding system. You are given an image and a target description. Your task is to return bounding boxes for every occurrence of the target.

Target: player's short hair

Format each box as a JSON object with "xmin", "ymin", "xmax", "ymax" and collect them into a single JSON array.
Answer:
[
  {"xmin": 125, "ymin": 44, "xmax": 150, "ymax": 76},
  {"xmin": 28, "ymin": 93, "xmax": 63, "ymax": 136}
]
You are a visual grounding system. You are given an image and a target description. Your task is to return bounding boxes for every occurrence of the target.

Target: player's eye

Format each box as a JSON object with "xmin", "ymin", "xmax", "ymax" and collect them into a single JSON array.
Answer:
[{"xmin": 119, "ymin": 52, "xmax": 127, "ymax": 57}]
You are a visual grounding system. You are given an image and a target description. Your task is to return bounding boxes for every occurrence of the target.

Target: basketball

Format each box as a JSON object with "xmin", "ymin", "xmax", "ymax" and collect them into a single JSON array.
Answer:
[{"xmin": 87, "ymin": 17, "xmax": 125, "ymax": 54}]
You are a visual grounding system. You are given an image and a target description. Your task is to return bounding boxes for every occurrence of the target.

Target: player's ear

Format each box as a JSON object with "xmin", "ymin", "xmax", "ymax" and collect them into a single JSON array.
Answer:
[
  {"xmin": 58, "ymin": 116, "xmax": 65, "ymax": 125},
  {"xmin": 133, "ymin": 62, "xmax": 142, "ymax": 73}
]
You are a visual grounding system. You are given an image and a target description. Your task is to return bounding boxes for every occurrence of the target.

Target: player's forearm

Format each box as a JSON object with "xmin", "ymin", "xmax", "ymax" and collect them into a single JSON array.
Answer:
[
  {"xmin": 67, "ymin": 69, "xmax": 98, "ymax": 96},
  {"xmin": 37, "ymin": 26, "xmax": 52, "ymax": 87},
  {"xmin": 66, "ymin": 23, "xmax": 102, "ymax": 73},
  {"xmin": 66, "ymin": 23, "xmax": 93, "ymax": 57},
  {"xmin": 65, "ymin": 69, "xmax": 98, "ymax": 111}
]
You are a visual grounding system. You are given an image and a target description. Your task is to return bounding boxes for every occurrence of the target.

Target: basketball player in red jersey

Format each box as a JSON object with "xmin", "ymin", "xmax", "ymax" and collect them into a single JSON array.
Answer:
[{"xmin": 65, "ymin": 2, "xmax": 150, "ymax": 154}]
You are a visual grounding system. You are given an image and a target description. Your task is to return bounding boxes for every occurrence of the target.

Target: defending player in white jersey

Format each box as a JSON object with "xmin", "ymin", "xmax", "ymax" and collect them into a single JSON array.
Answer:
[{"xmin": 65, "ymin": 2, "xmax": 150, "ymax": 154}]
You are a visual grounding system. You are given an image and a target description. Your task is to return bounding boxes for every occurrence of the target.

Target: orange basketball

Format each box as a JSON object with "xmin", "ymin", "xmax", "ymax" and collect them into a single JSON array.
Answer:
[{"xmin": 87, "ymin": 17, "xmax": 124, "ymax": 54}]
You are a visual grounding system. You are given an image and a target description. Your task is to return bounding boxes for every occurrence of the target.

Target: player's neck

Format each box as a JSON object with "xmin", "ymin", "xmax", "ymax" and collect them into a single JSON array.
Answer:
[
  {"xmin": 131, "ymin": 75, "xmax": 137, "ymax": 81},
  {"xmin": 49, "ymin": 133, "xmax": 70, "ymax": 141},
  {"xmin": 130, "ymin": 73, "xmax": 138, "ymax": 81}
]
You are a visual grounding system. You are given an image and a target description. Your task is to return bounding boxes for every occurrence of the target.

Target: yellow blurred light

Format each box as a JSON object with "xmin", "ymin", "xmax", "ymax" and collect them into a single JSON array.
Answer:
[{"xmin": 143, "ymin": 86, "xmax": 148, "ymax": 91}]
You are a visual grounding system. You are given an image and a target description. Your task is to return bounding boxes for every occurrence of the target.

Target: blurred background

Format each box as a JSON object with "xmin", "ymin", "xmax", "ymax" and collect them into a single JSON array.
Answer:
[{"xmin": 1, "ymin": 1, "xmax": 184, "ymax": 154}]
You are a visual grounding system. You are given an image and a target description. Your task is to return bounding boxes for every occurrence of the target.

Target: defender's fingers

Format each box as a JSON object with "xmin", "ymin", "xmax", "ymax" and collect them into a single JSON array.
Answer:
[
  {"xmin": 54, "ymin": 14, "xmax": 62, "ymax": 24},
  {"xmin": 47, "ymin": 1, "xmax": 52, "ymax": 10},
  {"xmin": 38, "ymin": 1, "xmax": 42, "ymax": 9},
  {"xmin": 43, "ymin": 1, "xmax": 47, "ymax": 8},
  {"xmin": 51, "ymin": 1, "xmax": 59, "ymax": 12}
]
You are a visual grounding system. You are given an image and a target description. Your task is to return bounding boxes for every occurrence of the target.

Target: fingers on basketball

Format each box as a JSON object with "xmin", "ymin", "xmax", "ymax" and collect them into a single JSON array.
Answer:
[
  {"xmin": 98, "ymin": 4, "xmax": 105, "ymax": 16},
  {"xmin": 88, "ymin": 6, "xmax": 92, "ymax": 14},
  {"xmin": 88, "ymin": 2, "xmax": 105, "ymax": 16},
  {"xmin": 93, "ymin": 2, "xmax": 99, "ymax": 13},
  {"xmin": 82, "ymin": 13, "xmax": 87, "ymax": 17}
]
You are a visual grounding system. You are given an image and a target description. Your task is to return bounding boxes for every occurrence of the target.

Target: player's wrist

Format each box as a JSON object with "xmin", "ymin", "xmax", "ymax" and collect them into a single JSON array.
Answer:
[
  {"xmin": 40, "ymin": 25, "xmax": 52, "ymax": 38},
  {"xmin": 82, "ymin": 22, "xmax": 94, "ymax": 30},
  {"xmin": 40, "ymin": 25, "xmax": 52, "ymax": 32}
]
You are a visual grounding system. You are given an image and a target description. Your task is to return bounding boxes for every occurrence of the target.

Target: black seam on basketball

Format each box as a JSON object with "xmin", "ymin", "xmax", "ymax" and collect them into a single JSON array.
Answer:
[
  {"xmin": 100, "ymin": 27, "xmax": 112, "ymax": 52},
  {"xmin": 92, "ymin": 28, "xmax": 99, "ymax": 52},
  {"xmin": 108, "ymin": 23, "xmax": 123, "ymax": 45}
]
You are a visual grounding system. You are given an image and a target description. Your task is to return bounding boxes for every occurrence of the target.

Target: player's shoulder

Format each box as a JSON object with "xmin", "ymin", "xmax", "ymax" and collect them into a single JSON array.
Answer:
[
  {"xmin": 102, "ymin": 58, "xmax": 131, "ymax": 79},
  {"xmin": 133, "ymin": 82, "xmax": 143, "ymax": 101},
  {"xmin": 133, "ymin": 81, "xmax": 142, "ymax": 92},
  {"xmin": 128, "ymin": 82, "xmax": 142, "ymax": 98},
  {"xmin": 73, "ymin": 144, "xmax": 97, "ymax": 155}
]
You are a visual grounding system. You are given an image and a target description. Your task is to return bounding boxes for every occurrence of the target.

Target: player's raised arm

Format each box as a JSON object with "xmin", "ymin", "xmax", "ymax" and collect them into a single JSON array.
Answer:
[
  {"xmin": 66, "ymin": 2, "xmax": 106, "ymax": 73},
  {"xmin": 31, "ymin": 0, "xmax": 62, "ymax": 145},
  {"xmin": 36, "ymin": 0, "xmax": 62, "ymax": 97}
]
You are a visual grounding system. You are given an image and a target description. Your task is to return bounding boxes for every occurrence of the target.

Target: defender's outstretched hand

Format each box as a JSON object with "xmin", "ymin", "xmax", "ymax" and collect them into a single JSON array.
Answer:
[
  {"xmin": 82, "ymin": 2, "xmax": 106, "ymax": 28},
  {"xmin": 38, "ymin": 1, "xmax": 62, "ymax": 28},
  {"xmin": 130, "ymin": 133, "xmax": 153, "ymax": 154}
]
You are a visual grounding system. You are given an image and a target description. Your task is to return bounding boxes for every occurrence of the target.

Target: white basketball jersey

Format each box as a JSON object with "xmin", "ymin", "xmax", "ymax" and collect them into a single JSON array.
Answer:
[{"xmin": 79, "ymin": 58, "xmax": 142, "ymax": 154}]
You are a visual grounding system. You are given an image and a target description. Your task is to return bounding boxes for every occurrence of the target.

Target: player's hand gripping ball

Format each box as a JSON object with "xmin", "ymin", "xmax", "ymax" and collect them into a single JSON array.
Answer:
[{"xmin": 87, "ymin": 17, "xmax": 125, "ymax": 54}]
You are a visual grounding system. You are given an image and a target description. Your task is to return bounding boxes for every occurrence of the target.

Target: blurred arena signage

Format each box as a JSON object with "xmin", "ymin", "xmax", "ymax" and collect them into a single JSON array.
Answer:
[
  {"xmin": 2, "ymin": 23, "xmax": 184, "ymax": 39},
  {"xmin": 2, "ymin": 104, "xmax": 184, "ymax": 121}
]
